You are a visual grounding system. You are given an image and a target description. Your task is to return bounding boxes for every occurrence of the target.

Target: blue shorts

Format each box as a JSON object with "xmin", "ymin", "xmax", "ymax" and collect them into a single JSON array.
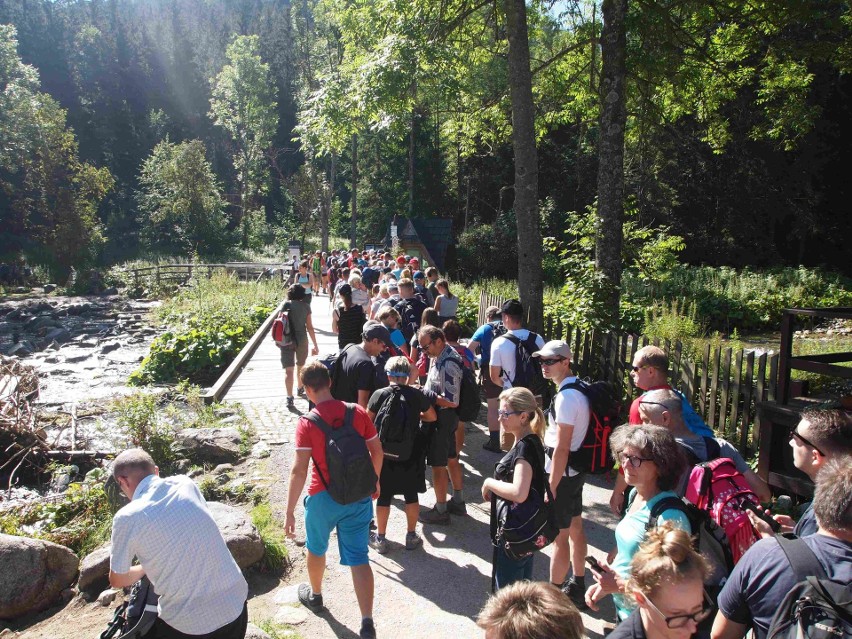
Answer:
[{"xmin": 304, "ymin": 491, "xmax": 372, "ymax": 566}]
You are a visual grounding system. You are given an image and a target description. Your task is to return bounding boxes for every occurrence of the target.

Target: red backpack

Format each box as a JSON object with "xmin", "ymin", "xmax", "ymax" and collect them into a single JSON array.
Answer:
[
  {"xmin": 271, "ymin": 303, "xmax": 295, "ymax": 350},
  {"xmin": 684, "ymin": 457, "xmax": 761, "ymax": 563}
]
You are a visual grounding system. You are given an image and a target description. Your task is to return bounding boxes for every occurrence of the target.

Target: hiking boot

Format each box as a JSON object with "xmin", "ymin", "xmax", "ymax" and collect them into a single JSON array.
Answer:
[
  {"xmin": 405, "ymin": 532, "xmax": 422, "ymax": 550},
  {"xmin": 297, "ymin": 583, "xmax": 323, "ymax": 613},
  {"xmin": 447, "ymin": 499, "xmax": 467, "ymax": 516},
  {"xmin": 482, "ymin": 439, "xmax": 503, "ymax": 453},
  {"xmin": 418, "ymin": 506, "xmax": 451, "ymax": 525},
  {"xmin": 359, "ymin": 618, "xmax": 377, "ymax": 639},
  {"xmin": 369, "ymin": 532, "xmax": 389, "ymax": 554},
  {"xmin": 562, "ymin": 577, "xmax": 588, "ymax": 611}
]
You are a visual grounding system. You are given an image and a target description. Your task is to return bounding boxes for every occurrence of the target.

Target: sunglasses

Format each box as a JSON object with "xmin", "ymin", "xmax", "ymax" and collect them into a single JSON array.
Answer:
[
  {"xmin": 420, "ymin": 340, "xmax": 433, "ymax": 349},
  {"xmin": 497, "ymin": 410, "xmax": 523, "ymax": 419},
  {"xmin": 538, "ymin": 358, "xmax": 565, "ymax": 366},
  {"xmin": 789, "ymin": 428, "xmax": 825, "ymax": 456}
]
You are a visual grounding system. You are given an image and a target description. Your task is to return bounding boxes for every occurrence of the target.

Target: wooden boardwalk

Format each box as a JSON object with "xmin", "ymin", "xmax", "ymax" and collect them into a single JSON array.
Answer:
[{"xmin": 221, "ymin": 294, "xmax": 340, "ymax": 404}]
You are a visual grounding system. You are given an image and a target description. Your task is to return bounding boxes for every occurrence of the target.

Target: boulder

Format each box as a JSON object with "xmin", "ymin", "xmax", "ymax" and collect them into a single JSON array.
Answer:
[
  {"xmin": 44, "ymin": 327, "xmax": 72, "ymax": 344},
  {"xmin": 77, "ymin": 545, "xmax": 111, "ymax": 594},
  {"xmin": 100, "ymin": 287, "xmax": 119, "ymax": 296},
  {"xmin": 99, "ymin": 342, "xmax": 121, "ymax": 354},
  {"xmin": 207, "ymin": 502, "xmax": 265, "ymax": 569},
  {"xmin": 6, "ymin": 342, "xmax": 34, "ymax": 357},
  {"xmin": 0, "ymin": 534, "xmax": 79, "ymax": 620},
  {"xmin": 173, "ymin": 428, "xmax": 242, "ymax": 464},
  {"xmin": 245, "ymin": 623, "xmax": 272, "ymax": 639},
  {"xmin": 43, "ymin": 284, "xmax": 57, "ymax": 293}
]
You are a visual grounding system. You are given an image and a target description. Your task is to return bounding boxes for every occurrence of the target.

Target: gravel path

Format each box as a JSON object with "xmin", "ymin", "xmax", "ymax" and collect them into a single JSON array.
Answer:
[{"xmin": 237, "ymin": 296, "xmax": 619, "ymax": 638}]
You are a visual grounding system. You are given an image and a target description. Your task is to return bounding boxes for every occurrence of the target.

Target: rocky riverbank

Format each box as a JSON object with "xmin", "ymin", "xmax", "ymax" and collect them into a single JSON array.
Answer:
[{"xmin": 0, "ymin": 293, "xmax": 161, "ymax": 405}]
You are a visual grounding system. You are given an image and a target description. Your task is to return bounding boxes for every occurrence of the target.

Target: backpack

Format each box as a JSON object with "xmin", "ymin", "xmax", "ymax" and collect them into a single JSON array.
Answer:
[
  {"xmin": 503, "ymin": 333, "xmax": 550, "ymax": 397},
  {"xmin": 766, "ymin": 534, "xmax": 852, "ymax": 639},
  {"xmin": 551, "ymin": 379, "xmax": 621, "ymax": 474},
  {"xmin": 648, "ymin": 495, "xmax": 735, "ymax": 603},
  {"xmin": 304, "ymin": 403, "xmax": 377, "ymax": 504},
  {"xmin": 488, "ymin": 320, "xmax": 507, "ymax": 340},
  {"xmin": 437, "ymin": 350, "xmax": 481, "ymax": 422},
  {"xmin": 395, "ymin": 298, "xmax": 426, "ymax": 342},
  {"xmin": 374, "ymin": 386, "xmax": 418, "ymax": 462},
  {"xmin": 99, "ymin": 576, "xmax": 159, "ymax": 639},
  {"xmin": 684, "ymin": 456, "xmax": 762, "ymax": 564},
  {"xmin": 271, "ymin": 303, "xmax": 296, "ymax": 350}
]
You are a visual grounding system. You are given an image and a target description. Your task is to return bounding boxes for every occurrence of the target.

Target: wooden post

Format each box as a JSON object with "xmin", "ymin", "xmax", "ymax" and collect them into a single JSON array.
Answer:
[
  {"xmin": 777, "ymin": 311, "xmax": 794, "ymax": 404},
  {"xmin": 672, "ymin": 341, "xmax": 683, "ymax": 392},
  {"xmin": 719, "ymin": 348, "xmax": 733, "ymax": 438},
  {"xmin": 739, "ymin": 351, "xmax": 756, "ymax": 454},
  {"xmin": 699, "ymin": 342, "xmax": 711, "ymax": 419},
  {"xmin": 729, "ymin": 349, "xmax": 744, "ymax": 443},
  {"xmin": 708, "ymin": 345, "xmax": 721, "ymax": 432}
]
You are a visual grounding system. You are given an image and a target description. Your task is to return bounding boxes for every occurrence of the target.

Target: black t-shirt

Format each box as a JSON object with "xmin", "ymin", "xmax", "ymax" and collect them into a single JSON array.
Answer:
[
  {"xmin": 332, "ymin": 344, "xmax": 377, "ymax": 403},
  {"xmin": 367, "ymin": 385, "xmax": 433, "ymax": 426},
  {"xmin": 490, "ymin": 434, "xmax": 547, "ymax": 539}
]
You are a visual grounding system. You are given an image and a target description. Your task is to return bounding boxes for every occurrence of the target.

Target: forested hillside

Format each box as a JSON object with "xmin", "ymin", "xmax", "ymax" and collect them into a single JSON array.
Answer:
[{"xmin": 1, "ymin": 0, "xmax": 851, "ymax": 280}]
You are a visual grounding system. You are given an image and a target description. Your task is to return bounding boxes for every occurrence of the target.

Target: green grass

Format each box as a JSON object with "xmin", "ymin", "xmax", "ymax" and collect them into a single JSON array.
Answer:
[
  {"xmin": 251, "ymin": 502, "xmax": 289, "ymax": 573},
  {"xmin": 255, "ymin": 619, "xmax": 304, "ymax": 639}
]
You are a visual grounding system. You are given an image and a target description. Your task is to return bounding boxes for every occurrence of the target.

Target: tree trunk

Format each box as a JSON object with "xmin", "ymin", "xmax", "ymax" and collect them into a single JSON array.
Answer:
[
  {"xmin": 503, "ymin": 0, "xmax": 543, "ymax": 332},
  {"xmin": 595, "ymin": 0, "xmax": 628, "ymax": 326},
  {"xmin": 408, "ymin": 108, "xmax": 416, "ymax": 217},
  {"xmin": 351, "ymin": 134, "xmax": 358, "ymax": 247}
]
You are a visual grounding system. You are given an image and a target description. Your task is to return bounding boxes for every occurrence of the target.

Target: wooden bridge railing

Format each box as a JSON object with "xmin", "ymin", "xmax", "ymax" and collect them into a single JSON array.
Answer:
[
  {"xmin": 129, "ymin": 263, "xmax": 293, "ymax": 290},
  {"xmin": 478, "ymin": 291, "xmax": 780, "ymax": 460}
]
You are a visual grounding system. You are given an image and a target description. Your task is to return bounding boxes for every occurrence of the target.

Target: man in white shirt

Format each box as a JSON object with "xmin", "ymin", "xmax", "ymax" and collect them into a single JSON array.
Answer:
[
  {"xmin": 489, "ymin": 299, "xmax": 545, "ymax": 449},
  {"xmin": 109, "ymin": 449, "xmax": 248, "ymax": 639},
  {"xmin": 533, "ymin": 340, "xmax": 590, "ymax": 611}
]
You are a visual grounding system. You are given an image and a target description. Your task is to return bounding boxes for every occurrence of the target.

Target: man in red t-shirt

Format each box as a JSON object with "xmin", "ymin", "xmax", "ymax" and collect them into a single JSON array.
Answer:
[{"xmin": 285, "ymin": 360, "xmax": 383, "ymax": 639}]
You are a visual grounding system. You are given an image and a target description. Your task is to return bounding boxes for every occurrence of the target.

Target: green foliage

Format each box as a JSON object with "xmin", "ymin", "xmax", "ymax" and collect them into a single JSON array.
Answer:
[
  {"xmin": 256, "ymin": 619, "xmax": 302, "ymax": 639},
  {"xmin": 209, "ymin": 35, "xmax": 278, "ymax": 247},
  {"xmin": 0, "ymin": 24, "xmax": 114, "ymax": 278},
  {"xmin": 130, "ymin": 272, "xmax": 280, "ymax": 384},
  {"xmin": 250, "ymin": 502, "xmax": 288, "ymax": 573},
  {"xmin": 0, "ymin": 473, "xmax": 113, "ymax": 557},
  {"xmin": 455, "ymin": 213, "xmax": 520, "ymax": 283},
  {"xmin": 137, "ymin": 138, "xmax": 230, "ymax": 257},
  {"xmin": 111, "ymin": 392, "xmax": 178, "ymax": 472}
]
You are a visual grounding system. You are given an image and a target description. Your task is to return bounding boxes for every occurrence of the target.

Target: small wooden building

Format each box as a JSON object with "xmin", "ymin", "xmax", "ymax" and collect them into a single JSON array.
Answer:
[{"xmin": 382, "ymin": 215, "xmax": 454, "ymax": 272}]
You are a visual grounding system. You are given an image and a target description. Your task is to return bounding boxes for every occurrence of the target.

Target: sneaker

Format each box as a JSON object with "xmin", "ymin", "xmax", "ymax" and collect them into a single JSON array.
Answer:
[
  {"xmin": 482, "ymin": 439, "xmax": 503, "ymax": 453},
  {"xmin": 297, "ymin": 387, "xmax": 307, "ymax": 397},
  {"xmin": 405, "ymin": 532, "xmax": 422, "ymax": 550},
  {"xmin": 286, "ymin": 396, "xmax": 296, "ymax": 408},
  {"xmin": 418, "ymin": 506, "xmax": 451, "ymax": 525},
  {"xmin": 359, "ymin": 618, "xmax": 377, "ymax": 639},
  {"xmin": 447, "ymin": 499, "xmax": 467, "ymax": 516},
  {"xmin": 562, "ymin": 577, "xmax": 588, "ymax": 611},
  {"xmin": 369, "ymin": 532, "xmax": 389, "ymax": 554},
  {"xmin": 297, "ymin": 582, "xmax": 323, "ymax": 613}
]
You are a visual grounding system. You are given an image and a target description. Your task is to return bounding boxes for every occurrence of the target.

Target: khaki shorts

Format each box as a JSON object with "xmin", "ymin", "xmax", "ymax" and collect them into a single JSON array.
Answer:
[{"xmin": 280, "ymin": 339, "xmax": 309, "ymax": 368}]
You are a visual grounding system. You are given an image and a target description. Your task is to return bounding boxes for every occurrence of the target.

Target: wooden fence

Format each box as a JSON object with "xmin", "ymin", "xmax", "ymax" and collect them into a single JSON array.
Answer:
[
  {"xmin": 479, "ymin": 292, "xmax": 780, "ymax": 458},
  {"xmin": 129, "ymin": 263, "xmax": 293, "ymax": 290}
]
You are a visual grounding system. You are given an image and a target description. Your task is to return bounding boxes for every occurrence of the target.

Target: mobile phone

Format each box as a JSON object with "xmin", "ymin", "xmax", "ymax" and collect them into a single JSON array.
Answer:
[{"xmin": 586, "ymin": 556, "xmax": 604, "ymax": 572}]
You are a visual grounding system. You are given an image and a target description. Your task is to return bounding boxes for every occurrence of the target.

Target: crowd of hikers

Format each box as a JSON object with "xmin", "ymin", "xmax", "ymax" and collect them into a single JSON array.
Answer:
[{"xmin": 104, "ymin": 247, "xmax": 851, "ymax": 639}]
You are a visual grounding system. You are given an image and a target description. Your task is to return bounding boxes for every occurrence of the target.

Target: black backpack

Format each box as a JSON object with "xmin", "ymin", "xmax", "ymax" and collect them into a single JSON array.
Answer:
[
  {"xmin": 394, "ymin": 298, "xmax": 426, "ymax": 342},
  {"xmin": 503, "ymin": 333, "xmax": 550, "ymax": 397},
  {"xmin": 550, "ymin": 379, "xmax": 620, "ymax": 474},
  {"xmin": 304, "ymin": 403, "xmax": 378, "ymax": 504},
  {"xmin": 374, "ymin": 386, "xmax": 418, "ymax": 462},
  {"xmin": 437, "ymin": 351, "xmax": 481, "ymax": 421},
  {"xmin": 99, "ymin": 576, "xmax": 159, "ymax": 639},
  {"xmin": 766, "ymin": 534, "xmax": 852, "ymax": 639}
]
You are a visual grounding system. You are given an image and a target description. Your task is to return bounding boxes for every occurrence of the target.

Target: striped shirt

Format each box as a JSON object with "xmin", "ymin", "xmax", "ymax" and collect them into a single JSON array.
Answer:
[{"xmin": 110, "ymin": 474, "xmax": 247, "ymax": 634}]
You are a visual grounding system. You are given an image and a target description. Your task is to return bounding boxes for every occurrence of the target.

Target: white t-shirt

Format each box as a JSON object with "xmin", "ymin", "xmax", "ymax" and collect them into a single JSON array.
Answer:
[
  {"xmin": 489, "ymin": 329, "xmax": 546, "ymax": 389},
  {"xmin": 543, "ymin": 376, "xmax": 590, "ymax": 477}
]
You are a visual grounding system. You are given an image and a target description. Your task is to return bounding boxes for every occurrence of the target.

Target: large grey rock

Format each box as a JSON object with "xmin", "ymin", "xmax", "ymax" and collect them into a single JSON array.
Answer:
[
  {"xmin": 245, "ymin": 623, "xmax": 272, "ymax": 639},
  {"xmin": 207, "ymin": 502, "xmax": 265, "ymax": 569},
  {"xmin": 77, "ymin": 545, "xmax": 111, "ymax": 594},
  {"xmin": 173, "ymin": 428, "xmax": 242, "ymax": 464},
  {"xmin": 44, "ymin": 327, "xmax": 72, "ymax": 344},
  {"xmin": 0, "ymin": 534, "xmax": 79, "ymax": 620}
]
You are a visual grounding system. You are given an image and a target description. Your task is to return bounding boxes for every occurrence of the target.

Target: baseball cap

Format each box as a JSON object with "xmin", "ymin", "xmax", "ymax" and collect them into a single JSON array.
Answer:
[
  {"xmin": 500, "ymin": 299, "xmax": 523, "ymax": 317},
  {"xmin": 396, "ymin": 255, "xmax": 406, "ymax": 264},
  {"xmin": 413, "ymin": 271, "xmax": 424, "ymax": 280},
  {"xmin": 362, "ymin": 320, "xmax": 394, "ymax": 349},
  {"xmin": 409, "ymin": 257, "xmax": 420, "ymax": 266},
  {"xmin": 532, "ymin": 340, "xmax": 572, "ymax": 360}
]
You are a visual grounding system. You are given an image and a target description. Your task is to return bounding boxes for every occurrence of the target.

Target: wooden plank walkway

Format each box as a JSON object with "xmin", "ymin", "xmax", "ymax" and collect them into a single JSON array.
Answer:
[{"xmin": 221, "ymin": 294, "xmax": 340, "ymax": 403}]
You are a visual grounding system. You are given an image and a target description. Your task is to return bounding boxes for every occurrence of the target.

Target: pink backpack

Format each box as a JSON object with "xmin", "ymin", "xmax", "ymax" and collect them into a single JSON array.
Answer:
[{"xmin": 684, "ymin": 457, "xmax": 761, "ymax": 563}]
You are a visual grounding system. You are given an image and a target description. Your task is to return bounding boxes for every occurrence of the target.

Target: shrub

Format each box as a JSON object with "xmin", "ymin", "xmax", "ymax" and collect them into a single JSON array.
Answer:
[
  {"xmin": 251, "ymin": 502, "xmax": 288, "ymax": 572},
  {"xmin": 112, "ymin": 392, "xmax": 178, "ymax": 472}
]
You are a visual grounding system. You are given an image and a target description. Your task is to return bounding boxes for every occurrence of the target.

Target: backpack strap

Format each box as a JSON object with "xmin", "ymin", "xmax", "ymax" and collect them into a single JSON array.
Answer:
[
  {"xmin": 548, "ymin": 379, "xmax": 584, "ymax": 418},
  {"xmin": 646, "ymin": 495, "xmax": 688, "ymax": 531},
  {"xmin": 775, "ymin": 533, "xmax": 829, "ymax": 581},
  {"xmin": 304, "ymin": 409, "xmax": 338, "ymax": 493}
]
